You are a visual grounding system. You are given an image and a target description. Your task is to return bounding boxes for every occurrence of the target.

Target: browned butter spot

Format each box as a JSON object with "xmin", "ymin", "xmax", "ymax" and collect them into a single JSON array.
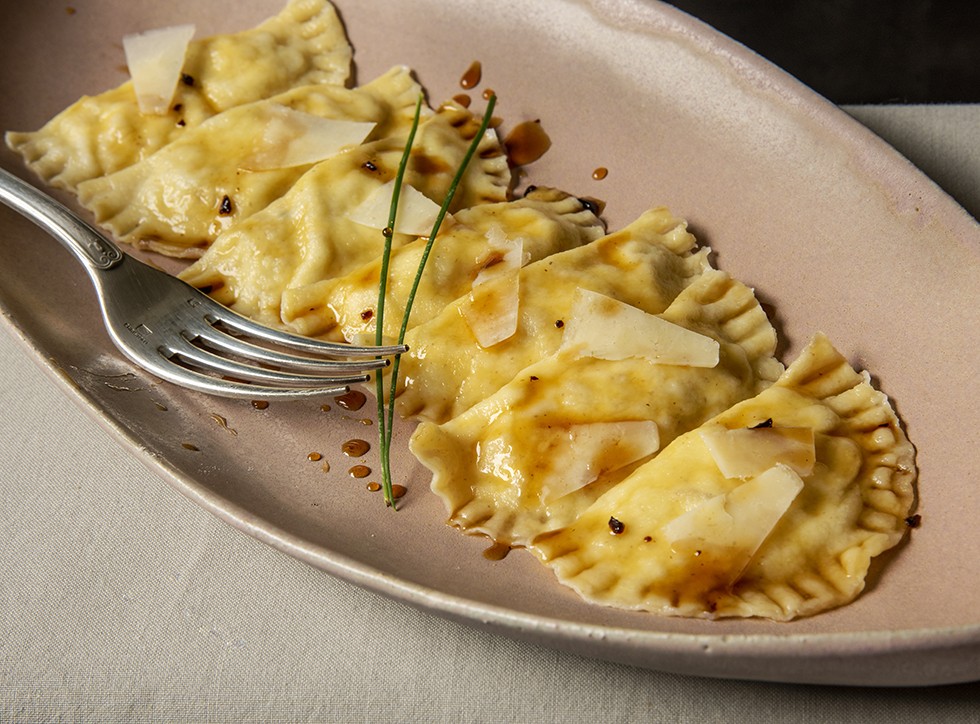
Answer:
[
  {"xmin": 504, "ymin": 120, "xmax": 551, "ymax": 166},
  {"xmin": 334, "ymin": 390, "xmax": 366, "ymax": 411},
  {"xmin": 460, "ymin": 60, "xmax": 482, "ymax": 89},
  {"xmin": 342, "ymin": 439, "xmax": 370, "ymax": 457}
]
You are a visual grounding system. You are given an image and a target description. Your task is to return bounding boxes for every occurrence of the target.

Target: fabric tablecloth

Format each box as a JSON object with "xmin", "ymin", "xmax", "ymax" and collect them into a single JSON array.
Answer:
[{"xmin": 1, "ymin": 105, "xmax": 978, "ymax": 722}]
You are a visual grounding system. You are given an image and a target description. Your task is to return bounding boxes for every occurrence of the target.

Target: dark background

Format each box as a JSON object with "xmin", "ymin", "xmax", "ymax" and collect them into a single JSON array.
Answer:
[{"xmin": 665, "ymin": 1, "xmax": 979, "ymax": 103}]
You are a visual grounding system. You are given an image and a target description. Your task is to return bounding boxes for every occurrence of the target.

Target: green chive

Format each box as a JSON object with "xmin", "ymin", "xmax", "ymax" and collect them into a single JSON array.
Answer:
[
  {"xmin": 375, "ymin": 94, "xmax": 423, "ymax": 508},
  {"xmin": 376, "ymin": 94, "xmax": 498, "ymax": 510}
]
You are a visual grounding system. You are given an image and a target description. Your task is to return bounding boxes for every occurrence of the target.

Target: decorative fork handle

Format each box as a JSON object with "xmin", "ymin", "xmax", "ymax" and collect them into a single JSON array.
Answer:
[{"xmin": 0, "ymin": 168, "xmax": 124, "ymax": 271}]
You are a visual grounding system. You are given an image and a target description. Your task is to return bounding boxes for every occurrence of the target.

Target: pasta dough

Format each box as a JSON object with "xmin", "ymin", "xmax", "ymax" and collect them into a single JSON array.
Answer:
[
  {"xmin": 410, "ymin": 269, "xmax": 784, "ymax": 547},
  {"xmin": 75, "ymin": 67, "xmax": 421, "ymax": 258},
  {"xmin": 179, "ymin": 102, "xmax": 510, "ymax": 328},
  {"xmin": 396, "ymin": 207, "xmax": 711, "ymax": 423},
  {"xmin": 5, "ymin": 0, "xmax": 352, "ymax": 190},
  {"xmin": 2, "ymin": 0, "xmax": 919, "ymax": 622},
  {"xmin": 279, "ymin": 186, "xmax": 606, "ymax": 339},
  {"xmin": 530, "ymin": 333, "xmax": 916, "ymax": 620}
]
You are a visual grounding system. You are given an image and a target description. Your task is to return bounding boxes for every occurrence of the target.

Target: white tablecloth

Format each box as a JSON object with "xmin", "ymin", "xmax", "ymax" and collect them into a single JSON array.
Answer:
[{"xmin": 1, "ymin": 105, "xmax": 977, "ymax": 722}]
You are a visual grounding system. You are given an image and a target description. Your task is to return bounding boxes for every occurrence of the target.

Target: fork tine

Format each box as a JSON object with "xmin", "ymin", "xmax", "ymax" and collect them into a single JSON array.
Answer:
[
  {"xmin": 164, "ymin": 336, "xmax": 370, "ymax": 388},
  {"xmin": 150, "ymin": 356, "xmax": 358, "ymax": 400},
  {"xmin": 201, "ymin": 302, "xmax": 408, "ymax": 358},
  {"xmin": 191, "ymin": 324, "xmax": 391, "ymax": 374}
]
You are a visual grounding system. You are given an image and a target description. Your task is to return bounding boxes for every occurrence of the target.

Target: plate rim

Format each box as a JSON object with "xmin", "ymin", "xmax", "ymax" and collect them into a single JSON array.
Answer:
[
  {"xmin": 1, "ymin": 0, "xmax": 978, "ymax": 687},
  {"xmin": 3, "ymin": 283, "xmax": 980, "ymax": 687}
]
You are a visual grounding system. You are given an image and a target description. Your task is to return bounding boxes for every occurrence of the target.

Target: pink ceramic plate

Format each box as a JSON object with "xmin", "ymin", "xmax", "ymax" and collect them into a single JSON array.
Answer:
[{"xmin": 0, "ymin": 0, "xmax": 977, "ymax": 686}]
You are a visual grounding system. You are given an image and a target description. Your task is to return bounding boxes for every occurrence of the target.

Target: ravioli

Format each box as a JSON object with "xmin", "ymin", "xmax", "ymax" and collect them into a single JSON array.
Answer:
[
  {"xmin": 279, "ymin": 186, "xmax": 606, "ymax": 339},
  {"xmin": 410, "ymin": 269, "xmax": 784, "ymax": 547},
  {"xmin": 531, "ymin": 333, "xmax": 917, "ymax": 620},
  {"xmin": 75, "ymin": 67, "xmax": 421, "ymax": 258},
  {"xmin": 179, "ymin": 102, "xmax": 511, "ymax": 328},
  {"xmin": 395, "ymin": 207, "xmax": 710, "ymax": 423},
  {"xmin": 5, "ymin": 0, "xmax": 352, "ymax": 190},
  {"xmin": 4, "ymin": 1, "xmax": 919, "ymax": 622}
]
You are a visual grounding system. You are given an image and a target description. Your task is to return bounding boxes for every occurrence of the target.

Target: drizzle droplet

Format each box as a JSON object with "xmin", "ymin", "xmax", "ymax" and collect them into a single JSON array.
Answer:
[
  {"xmin": 483, "ymin": 541, "xmax": 512, "ymax": 561},
  {"xmin": 504, "ymin": 120, "xmax": 551, "ymax": 166},
  {"xmin": 334, "ymin": 390, "xmax": 367, "ymax": 411},
  {"xmin": 460, "ymin": 60, "xmax": 482, "ymax": 89},
  {"xmin": 342, "ymin": 439, "xmax": 370, "ymax": 457}
]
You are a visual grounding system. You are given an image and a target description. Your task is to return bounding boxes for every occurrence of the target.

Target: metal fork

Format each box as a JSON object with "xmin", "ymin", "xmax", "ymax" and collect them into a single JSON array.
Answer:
[{"xmin": 0, "ymin": 167, "xmax": 405, "ymax": 399}]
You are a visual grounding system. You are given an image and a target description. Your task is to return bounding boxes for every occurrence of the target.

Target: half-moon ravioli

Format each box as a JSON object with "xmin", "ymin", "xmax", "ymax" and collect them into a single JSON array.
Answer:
[
  {"xmin": 5, "ymin": 0, "xmax": 352, "ymax": 190},
  {"xmin": 75, "ymin": 66, "xmax": 421, "ymax": 258},
  {"xmin": 530, "ymin": 333, "xmax": 917, "ymax": 620},
  {"xmin": 396, "ymin": 207, "xmax": 710, "ymax": 423},
  {"xmin": 179, "ymin": 101, "xmax": 510, "ymax": 328},
  {"xmin": 410, "ymin": 269, "xmax": 784, "ymax": 547},
  {"xmin": 279, "ymin": 186, "xmax": 606, "ymax": 340}
]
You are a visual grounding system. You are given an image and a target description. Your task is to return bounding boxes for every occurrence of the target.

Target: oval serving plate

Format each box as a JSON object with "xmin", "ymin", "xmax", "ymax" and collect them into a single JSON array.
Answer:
[{"xmin": 0, "ymin": 0, "xmax": 977, "ymax": 686}]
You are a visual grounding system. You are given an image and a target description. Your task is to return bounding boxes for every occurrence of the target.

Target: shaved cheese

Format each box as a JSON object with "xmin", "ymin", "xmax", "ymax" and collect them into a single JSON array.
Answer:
[
  {"xmin": 460, "ymin": 231, "xmax": 525, "ymax": 348},
  {"xmin": 244, "ymin": 107, "xmax": 376, "ymax": 170},
  {"xmin": 560, "ymin": 288, "xmax": 719, "ymax": 367},
  {"xmin": 663, "ymin": 464, "xmax": 804, "ymax": 574},
  {"xmin": 699, "ymin": 424, "xmax": 815, "ymax": 479},
  {"xmin": 539, "ymin": 420, "xmax": 660, "ymax": 502},
  {"xmin": 346, "ymin": 180, "xmax": 444, "ymax": 236},
  {"xmin": 123, "ymin": 24, "xmax": 195, "ymax": 115}
]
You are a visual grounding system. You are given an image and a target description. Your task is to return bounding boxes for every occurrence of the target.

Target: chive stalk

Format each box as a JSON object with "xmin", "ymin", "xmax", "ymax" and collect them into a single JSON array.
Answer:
[
  {"xmin": 375, "ymin": 95, "xmax": 424, "ymax": 507},
  {"xmin": 375, "ymin": 94, "xmax": 498, "ymax": 509}
]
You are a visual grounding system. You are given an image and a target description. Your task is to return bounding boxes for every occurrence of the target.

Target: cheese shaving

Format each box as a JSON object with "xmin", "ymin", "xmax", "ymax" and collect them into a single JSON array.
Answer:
[{"xmin": 123, "ymin": 24, "xmax": 195, "ymax": 115}]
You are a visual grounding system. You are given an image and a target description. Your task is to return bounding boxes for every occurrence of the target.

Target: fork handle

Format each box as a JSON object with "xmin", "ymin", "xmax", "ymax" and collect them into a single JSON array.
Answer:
[{"xmin": 0, "ymin": 167, "xmax": 123, "ymax": 271}]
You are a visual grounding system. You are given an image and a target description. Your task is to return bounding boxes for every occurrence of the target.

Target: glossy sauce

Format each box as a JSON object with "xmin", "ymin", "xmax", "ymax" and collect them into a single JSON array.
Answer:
[
  {"xmin": 483, "ymin": 541, "xmax": 512, "ymax": 561},
  {"xmin": 342, "ymin": 438, "xmax": 370, "ymax": 457},
  {"xmin": 210, "ymin": 413, "xmax": 237, "ymax": 435},
  {"xmin": 503, "ymin": 120, "xmax": 551, "ymax": 166},
  {"xmin": 335, "ymin": 390, "xmax": 367, "ymax": 411},
  {"xmin": 592, "ymin": 167, "xmax": 609, "ymax": 180},
  {"xmin": 348, "ymin": 464, "xmax": 371, "ymax": 479},
  {"xmin": 459, "ymin": 60, "xmax": 482, "ymax": 89}
]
